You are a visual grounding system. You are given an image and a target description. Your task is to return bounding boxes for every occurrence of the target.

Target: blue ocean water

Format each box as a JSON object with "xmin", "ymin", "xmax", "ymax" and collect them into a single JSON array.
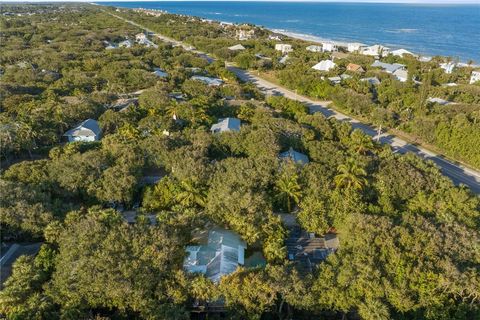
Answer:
[{"xmin": 99, "ymin": 1, "xmax": 480, "ymax": 62}]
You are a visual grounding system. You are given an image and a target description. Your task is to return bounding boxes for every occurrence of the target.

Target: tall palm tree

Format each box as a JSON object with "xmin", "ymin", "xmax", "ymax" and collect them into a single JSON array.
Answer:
[
  {"xmin": 334, "ymin": 158, "xmax": 368, "ymax": 190},
  {"xmin": 175, "ymin": 180, "xmax": 207, "ymax": 208},
  {"xmin": 275, "ymin": 172, "xmax": 301, "ymax": 213}
]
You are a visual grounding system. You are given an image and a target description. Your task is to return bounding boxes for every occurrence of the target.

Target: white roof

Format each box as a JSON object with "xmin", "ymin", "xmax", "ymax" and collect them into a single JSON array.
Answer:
[
  {"xmin": 63, "ymin": 119, "xmax": 101, "ymax": 137},
  {"xmin": 312, "ymin": 60, "xmax": 336, "ymax": 71},
  {"xmin": 211, "ymin": 117, "xmax": 241, "ymax": 133},
  {"xmin": 391, "ymin": 49, "xmax": 416, "ymax": 57},
  {"xmin": 191, "ymin": 75, "xmax": 223, "ymax": 86},
  {"xmin": 427, "ymin": 97, "xmax": 451, "ymax": 105},
  {"xmin": 228, "ymin": 44, "xmax": 246, "ymax": 51}
]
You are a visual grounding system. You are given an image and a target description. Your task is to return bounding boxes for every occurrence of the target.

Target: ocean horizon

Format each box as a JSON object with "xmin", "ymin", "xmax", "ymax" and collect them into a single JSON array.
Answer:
[{"xmin": 97, "ymin": 1, "xmax": 480, "ymax": 62}]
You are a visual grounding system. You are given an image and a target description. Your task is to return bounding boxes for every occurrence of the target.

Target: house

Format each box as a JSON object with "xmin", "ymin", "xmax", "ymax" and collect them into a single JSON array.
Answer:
[
  {"xmin": 371, "ymin": 60, "xmax": 405, "ymax": 74},
  {"xmin": 268, "ymin": 33, "xmax": 283, "ymax": 41},
  {"xmin": 275, "ymin": 44, "xmax": 293, "ymax": 54},
  {"xmin": 322, "ymin": 42, "xmax": 337, "ymax": 52},
  {"xmin": 191, "ymin": 75, "xmax": 223, "ymax": 87},
  {"xmin": 63, "ymin": 119, "xmax": 101, "ymax": 142},
  {"xmin": 393, "ymin": 69, "xmax": 409, "ymax": 82},
  {"xmin": 279, "ymin": 147, "xmax": 309, "ymax": 165},
  {"xmin": 210, "ymin": 118, "xmax": 241, "ymax": 133},
  {"xmin": 312, "ymin": 59, "xmax": 336, "ymax": 72},
  {"xmin": 286, "ymin": 226, "xmax": 338, "ymax": 274},
  {"xmin": 347, "ymin": 42, "xmax": 367, "ymax": 53},
  {"xmin": 328, "ymin": 74, "xmax": 352, "ymax": 85},
  {"xmin": 103, "ymin": 40, "xmax": 117, "ymax": 50},
  {"xmin": 118, "ymin": 39, "xmax": 133, "ymax": 48},
  {"xmin": 279, "ymin": 55, "xmax": 290, "ymax": 64},
  {"xmin": 362, "ymin": 44, "xmax": 390, "ymax": 57},
  {"xmin": 228, "ymin": 44, "xmax": 246, "ymax": 51},
  {"xmin": 470, "ymin": 71, "xmax": 480, "ymax": 84},
  {"xmin": 137, "ymin": 38, "xmax": 158, "ymax": 48},
  {"xmin": 184, "ymin": 228, "xmax": 247, "ymax": 283},
  {"xmin": 346, "ymin": 63, "xmax": 365, "ymax": 73},
  {"xmin": 135, "ymin": 33, "xmax": 147, "ymax": 42},
  {"xmin": 361, "ymin": 77, "xmax": 381, "ymax": 86},
  {"xmin": 418, "ymin": 56, "xmax": 433, "ymax": 62},
  {"xmin": 152, "ymin": 68, "xmax": 168, "ymax": 78},
  {"xmin": 306, "ymin": 45, "xmax": 323, "ymax": 53},
  {"xmin": 440, "ymin": 62, "xmax": 456, "ymax": 74},
  {"xmin": 236, "ymin": 29, "xmax": 255, "ymax": 41},
  {"xmin": 391, "ymin": 48, "xmax": 416, "ymax": 57},
  {"xmin": 427, "ymin": 97, "xmax": 452, "ymax": 105}
]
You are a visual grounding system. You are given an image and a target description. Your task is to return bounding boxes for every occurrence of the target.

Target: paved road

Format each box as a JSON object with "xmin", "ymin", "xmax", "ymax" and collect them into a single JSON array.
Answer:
[{"xmin": 109, "ymin": 12, "xmax": 480, "ymax": 194}]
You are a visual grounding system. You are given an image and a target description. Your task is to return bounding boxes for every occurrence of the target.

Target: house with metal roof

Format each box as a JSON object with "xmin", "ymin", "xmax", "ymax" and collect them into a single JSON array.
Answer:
[
  {"xmin": 391, "ymin": 48, "xmax": 416, "ymax": 58},
  {"xmin": 210, "ymin": 118, "xmax": 241, "ymax": 133},
  {"xmin": 228, "ymin": 44, "xmax": 246, "ymax": 51},
  {"xmin": 279, "ymin": 147, "xmax": 309, "ymax": 165},
  {"xmin": 312, "ymin": 59, "xmax": 336, "ymax": 72},
  {"xmin": 184, "ymin": 228, "xmax": 247, "ymax": 283},
  {"xmin": 393, "ymin": 69, "xmax": 409, "ymax": 82},
  {"xmin": 64, "ymin": 119, "xmax": 101, "ymax": 142},
  {"xmin": 371, "ymin": 60, "xmax": 405, "ymax": 74},
  {"xmin": 152, "ymin": 68, "xmax": 168, "ymax": 78},
  {"xmin": 191, "ymin": 75, "xmax": 223, "ymax": 87}
]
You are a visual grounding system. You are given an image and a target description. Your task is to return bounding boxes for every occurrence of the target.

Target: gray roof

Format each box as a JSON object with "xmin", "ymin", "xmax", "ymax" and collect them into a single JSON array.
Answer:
[
  {"xmin": 279, "ymin": 147, "xmax": 309, "ymax": 165},
  {"xmin": 371, "ymin": 60, "xmax": 405, "ymax": 74},
  {"xmin": 63, "ymin": 119, "xmax": 101, "ymax": 137},
  {"xmin": 184, "ymin": 228, "xmax": 246, "ymax": 283},
  {"xmin": 191, "ymin": 75, "xmax": 223, "ymax": 86},
  {"xmin": 210, "ymin": 117, "xmax": 241, "ymax": 133},
  {"xmin": 361, "ymin": 77, "xmax": 381, "ymax": 85}
]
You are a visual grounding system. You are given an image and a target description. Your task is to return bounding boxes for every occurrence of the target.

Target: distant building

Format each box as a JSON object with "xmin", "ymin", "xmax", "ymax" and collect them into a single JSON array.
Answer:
[
  {"xmin": 279, "ymin": 147, "xmax": 309, "ymax": 165},
  {"xmin": 328, "ymin": 74, "xmax": 352, "ymax": 85},
  {"xmin": 210, "ymin": 117, "xmax": 241, "ymax": 133},
  {"xmin": 63, "ymin": 119, "xmax": 101, "ymax": 142},
  {"xmin": 306, "ymin": 45, "xmax": 323, "ymax": 53},
  {"xmin": 321, "ymin": 42, "xmax": 337, "ymax": 52},
  {"xmin": 347, "ymin": 42, "xmax": 367, "ymax": 53},
  {"xmin": 228, "ymin": 44, "xmax": 246, "ymax": 51},
  {"xmin": 268, "ymin": 33, "xmax": 283, "ymax": 41},
  {"xmin": 279, "ymin": 55, "xmax": 290, "ymax": 64},
  {"xmin": 312, "ymin": 59, "xmax": 336, "ymax": 72},
  {"xmin": 361, "ymin": 77, "xmax": 381, "ymax": 86},
  {"xmin": 346, "ymin": 63, "xmax": 365, "ymax": 73},
  {"xmin": 191, "ymin": 75, "xmax": 223, "ymax": 87},
  {"xmin": 118, "ymin": 39, "xmax": 133, "ymax": 48},
  {"xmin": 470, "ymin": 70, "xmax": 480, "ymax": 84},
  {"xmin": 135, "ymin": 33, "xmax": 147, "ymax": 42},
  {"xmin": 152, "ymin": 68, "xmax": 168, "ymax": 78},
  {"xmin": 440, "ymin": 62, "xmax": 456, "ymax": 74},
  {"xmin": 418, "ymin": 56, "xmax": 433, "ymax": 62},
  {"xmin": 393, "ymin": 69, "xmax": 409, "ymax": 82},
  {"xmin": 275, "ymin": 43, "xmax": 293, "ymax": 54},
  {"xmin": 371, "ymin": 60, "xmax": 405, "ymax": 74},
  {"xmin": 110, "ymin": 98, "xmax": 138, "ymax": 112},
  {"xmin": 427, "ymin": 97, "xmax": 452, "ymax": 105},
  {"xmin": 184, "ymin": 228, "xmax": 247, "ymax": 283},
  {"xmin": 236, "ymin": 28, "xmax": 255, "ymax": 41},
  {"xmin": 362, "ymin": 44, "xmax": 390, "ymax": 57}
]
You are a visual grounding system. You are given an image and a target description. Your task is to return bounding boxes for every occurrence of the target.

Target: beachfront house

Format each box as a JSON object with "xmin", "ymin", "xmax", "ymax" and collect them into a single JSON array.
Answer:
[
  {"xmin": 371, "ymin": 60, "xmax": 405, "ymax": 74},
  {"xmin": 362, "ymin": 44, "xmax": 390, "ymax": 57},
  {"xmin": 184, "ymin": 228, "xmax": 247, "ymax": 283},
  {"xmin": 312, "ymin": 59, "xmax": 336, "ymax": 72},
  {"xmin": 418, "ymin": 56, "xmax": 433, "ymax": 62},
  {"xmin": 322, "ymin": 42, "xmax": 337, "ymax": 52},
  {"xmin": 279, "ymin": 147, "xmax": 309, "ymax": 165},
  {"xmin": 63, "ymin": 119, "xmax": 101, "ymax": 142},
  {"xmin": 347, "ymin": 42, "xmax": 367, "ymax": 53},
  {"xmin": 268, "ymin": 33, "xmax": 283, "ymax": 41},
  {"xmin": 152, "ymin": 68, "xmax": 168, "ymax": 78},
  {"xmin": 191, "ymin": 75, "xmax": 223, "ymax": 87},
  {"xmin": 346, "ymin": 63, "xmax": 365, "ymax": 73},
  {"xmin": 440, "ymin": 62, "xmax": 456, "ymax": 74},
  {"xmin": 211, "ymin": 117, "xmax": 241, "ymax": 133},
  {"xmin": 306, "ymin": 45, "xmax": 323, "ymax": 53},
  {"xmin": 275, "ymin": 44, "xmax": 293, "ymax": 54},
  {"xmin": 470, "ymin": 71, "xmax": 480, "ymax": 84},
  {"xmin": 228, "ymin": 44, "xmax": 246, "ymax": 51},
  {"xmin": 279, "ymin": 55, "xmax": 290, "ymax": 64},
  {"xmin": 391, "ymin": 48, "xmax": 416, "ymax": 58}
]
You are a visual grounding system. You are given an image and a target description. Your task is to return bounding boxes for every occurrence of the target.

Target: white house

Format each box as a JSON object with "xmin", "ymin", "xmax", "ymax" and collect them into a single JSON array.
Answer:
[
  {"xmin": 371, "ymin": 60, "xmax": 406, "ymax": 74},
  {"xmin": 118, "ymin": 39, "xmax": 133, "ymax": 48},
  {"xmin": 312, "ymin": 59, "xmax": 336, "ymax": 72},
  {"xmin": 191, "ymin": 75, "xmax": 223, "ymax": 87},
  {"xmin": 418, "ymin": 56, "xmax": 433, "ymax": 62},
  {"xmin": 362, "ymin": 45, "xmax": 390, "ymax": 57},
  {"xmin": 427, "ymin": 97, "xmax": 452, "ymax": 105},
  {"xmin": 184, "ymin": 229, "xmax": 247, "ymax": 283},
  {"xmin": 306, "ymin": 45, "xmax": 323, "ymax": 53},
  {"xmin": 440, "ymin": 62, "xmax": 456, "ymax": 74},
  {"xmin": 322, "ymin": 42, "xmax": 337, "ymax": 52},
  {"xmin": 391, "ymin": 49, "xmax": 416, "ymax": 58},
  {"xmin": 279, "ymin": 55, "xmax": 289, "ymax": 64},
  {"xmin": 236, "ymin": 29, "xmax": 255, "ymax": 41},
  {"xmin": 63, "ymin": 119, "xmax": 101, "ymax": 142},
  {"xmin": 275, "ymin": 44, "xmax": 293, "ymax": 54},
  {"xmin": 135, "ymin": 33, "xmax": 147, "ymax": 42},
  {"xmin": 347, "ymin": 42, "xmax": 367, "ymax": 53},
  {"xmin": 210, "ymin": 118, "xmax": 241, "ymax": 133},
  {"xmin": 228, "ymin": 44, "xmax": 246, "ymax": 51},
  {"xmin": 470, "ymin": 71, "xmax": 480, "ymax": 84},
  {"xmin": 393, "ymin": 69, "xmax": 409, "ymax": 82}
]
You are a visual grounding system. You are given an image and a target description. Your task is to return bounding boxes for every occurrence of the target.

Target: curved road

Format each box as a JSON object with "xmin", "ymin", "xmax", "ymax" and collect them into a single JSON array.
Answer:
[{"xmin": 109, "ymin": 12, "xmax": 480, "ymax": 194}]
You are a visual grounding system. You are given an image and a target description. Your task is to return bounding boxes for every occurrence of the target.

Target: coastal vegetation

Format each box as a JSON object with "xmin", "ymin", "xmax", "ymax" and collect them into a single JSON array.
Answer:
[{"xmin": 0, "ymin": 4, "xmax": 479, "ymax": 320}]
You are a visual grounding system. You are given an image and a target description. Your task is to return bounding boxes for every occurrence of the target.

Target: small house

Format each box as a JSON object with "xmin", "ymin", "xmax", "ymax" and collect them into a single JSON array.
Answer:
[
  {"xmin": 470, "ymin": 71, "xmax": 480, "ymax": 84},
  {"xmin": 118, "ymin": 39, "xmax": 133, "ymax": 48},
  {"xmin": 427, "ymin": 97, "xmax": 452, "ymax": 105},
  {"xmin": 275, "ymin": 44, "xmax": 293, "ymax": 54},
  {"xmin": 306, "ymin": 45, "xmax": 323, "ymax": 53},
  {"xmin": 322, "ymin": 42, "xmax": 337, "ymax": 52},
  {"xmin": 391, "ymin": 48, "xmax": 416, "ymax": 57},
  {"xmin": 228, "ymin": 44, "xmax": 246, "ymax": 51},
  {"xmin": 371, "ymin": 60, "xmax": 405, "ymax": 74},
  {"xmin": 135, "ymin": 33, "xmax": 147, "ymax": 42},
  {"xmin": 346, "ymin": 63, "xmax": 365, "ymax": 73},
  {"xmin": 191, "ymin": 75, "xmax": 223, "ymax": 87},
  {"xmin": 440, "ymin": 62, "xmax": 456, "ymax": 74},
  {"xmin": 393, "ymin": 69, "xmax": 408, "ymax": 82},
  {"xmin": 361, "ymin": 77, "xmax": 381, "ymax": 86},
  {"xmin": 312, "ymin": 59, "xmax": 336, "ymax": 72},
  {"xmin": 211, "ymin": 118, "xmax": 241, "ymax": 133},
  {"xmin": 362, "ymin": 44, "xmax": 390, "ymax": 57},
  {"xmin": 152, "ymin": 68, "xmax": 168, "ymax": 78},
  {"xmin": 279, "ymin": 147, "xmax": 309, "ymax": 165},
  {"xmin": 347, "ymin": 42, "xmax": 367, "ymax": 53},
  {"xmin": 63, "ymin": 119, "xmax": 101, "ymax": 142}
]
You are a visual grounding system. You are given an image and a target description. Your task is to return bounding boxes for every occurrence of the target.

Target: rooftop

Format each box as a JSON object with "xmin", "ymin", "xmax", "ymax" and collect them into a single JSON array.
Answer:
[{"xmin": 211, "ymin": 117, "xmax": 241, "ymax": 133}]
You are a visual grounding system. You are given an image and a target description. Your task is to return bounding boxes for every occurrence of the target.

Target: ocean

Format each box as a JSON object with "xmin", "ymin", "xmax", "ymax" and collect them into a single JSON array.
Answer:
[{"xmin": 98, "ymin": 1, "xmax": 480, "ymax": 62}]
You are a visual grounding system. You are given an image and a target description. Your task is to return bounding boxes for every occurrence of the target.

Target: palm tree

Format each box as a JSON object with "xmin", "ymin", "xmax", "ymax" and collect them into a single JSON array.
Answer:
[
  {"xmin": 334, "ymin": 158, "xmax": 368, "ymax": 190},
  {"xmin": 175, "ymin": 180, "xmax": 207, "ymax": 208},
  {"xmin": 275, "ymin": 172, "xmax": 301, "ymax": 213}
]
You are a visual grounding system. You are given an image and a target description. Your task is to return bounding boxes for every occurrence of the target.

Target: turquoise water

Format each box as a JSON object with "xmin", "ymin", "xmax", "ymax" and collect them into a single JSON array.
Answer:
[{"xmin": 99, "ymin": 1, "xmax": 480, "ymax": 62}]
